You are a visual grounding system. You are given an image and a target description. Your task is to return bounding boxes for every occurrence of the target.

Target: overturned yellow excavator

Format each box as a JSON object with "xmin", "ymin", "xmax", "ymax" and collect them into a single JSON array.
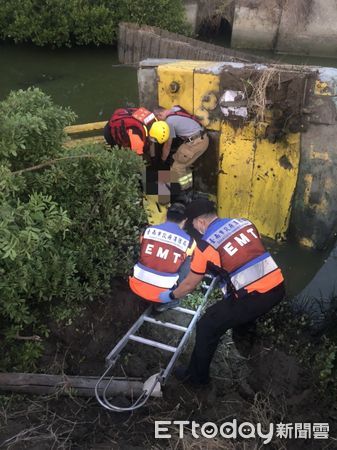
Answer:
[
  {"xmin": 66, "ymin": 58, "xmax": 337, "ymax": 252},
  {"xmin": 138, "ymin": 59, "xmax": 337, "ymax": 251}
]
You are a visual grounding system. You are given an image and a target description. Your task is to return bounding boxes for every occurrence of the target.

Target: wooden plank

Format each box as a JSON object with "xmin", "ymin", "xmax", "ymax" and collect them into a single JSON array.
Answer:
[
  {"xmin": 167, "ymin": 40, "xmax": 178, "ymax": 59},
  {"xmin": 159, "ymin": 38, "xmax": 170, "ymax": 59},
  {"xmin": 118, "ymin": 22, "xmax": 127, "ymax": 63},
  {"xmin": 149, "ymin": 34, "xmax": 161, "ymax": 59},
  {"xmin": 140, "ymin": 31, "xmax": 152, "ymax": 61},
  {"xmin": 132, "ymin": 27, "xmax": 143, "ymax": 64},
  {"xmin": 176, "ymin": 42, "xmax": 192, "ymax": 60},
  {"xmin": 0, "ymin": 372, "xmax": 161, "ymax": 398},
  {"xmin": 124, "ymin": 26, "xmax": 135, "ymax": 64}
]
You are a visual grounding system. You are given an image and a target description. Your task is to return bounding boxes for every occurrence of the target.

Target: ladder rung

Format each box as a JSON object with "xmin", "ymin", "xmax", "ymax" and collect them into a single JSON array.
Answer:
[
  {"xmin": 144, "ymin": 316, "xmax": 188, "ymax": 332},
  {"xmin": 174, "ymin": 306, "xmax": 196, "ymax": 315},
  {"xmin": 129, "ymin": 335, "xmax": 177, "ymax": 352}
]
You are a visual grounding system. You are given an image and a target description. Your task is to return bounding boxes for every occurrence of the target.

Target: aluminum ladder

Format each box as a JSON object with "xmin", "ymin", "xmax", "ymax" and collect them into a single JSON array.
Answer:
[{"xmin": 95, "ymin": 276, "xmax": 218, "ymax": 412}]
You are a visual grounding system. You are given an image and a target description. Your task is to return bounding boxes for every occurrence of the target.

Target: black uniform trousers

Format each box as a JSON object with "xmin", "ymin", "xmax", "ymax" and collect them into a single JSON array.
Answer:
[{"xmin": 187, "ymin": 282, "xmax": 285, "ymax": 383}]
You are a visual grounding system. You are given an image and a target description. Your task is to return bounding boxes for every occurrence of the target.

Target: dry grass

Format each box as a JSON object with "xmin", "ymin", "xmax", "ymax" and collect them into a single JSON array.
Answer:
[
  {"xmin": 246, "ymin": 68, "xmax": 279, "ymax": 122},
  {"xmin": 248, "ymin": 392, "xmax": 287, "ymax": 450},
  {"xmin": 0, "ymin": 393, "xmax": 96, "ymax": 450}
]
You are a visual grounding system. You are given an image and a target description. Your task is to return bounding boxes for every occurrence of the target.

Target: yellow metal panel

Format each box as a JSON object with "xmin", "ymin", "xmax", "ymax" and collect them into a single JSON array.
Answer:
[
  {"xmin": 143, "ymin": 193, "xmax": 216, "ymax": 226},
  {"xmin": 249, "ymin": 126, "xmax": 300, "ymax": 239},
  {"xmin": 157, "ymin": 61, "xmax": 217, "ymax": 112},
  {"xmin": 194, "ymin": 72, "xmax": 220, "ymax": 131},
  {"xmin": 217, "ymin": 122, "xmax": 255, "ymax": 218},
  {"xmin": 143, "ymin": 195, "xmax": 167, "ymax": 225},
  {"xmin": 218, "ymin": 122, "xmax": 300, "ymax": 239},
  {"xmin": 314, "ymin": 80, "xmax": 331, "ymax": 96},
  {"xmin": 65, "ymin": 121, "xmax": 106, "ymax": 134}
]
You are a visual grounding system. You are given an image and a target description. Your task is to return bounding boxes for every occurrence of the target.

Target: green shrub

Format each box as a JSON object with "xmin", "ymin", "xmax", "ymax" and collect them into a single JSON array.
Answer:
[
  {"xmin": 0, "ymin": 0, "xmax": 73, "ymax": 47},
  {"xmin": 0, "ymin": 88, "xmax": 146, "ymax": 371},
  {"xmin": 0, "ymin": 87, "xmax": 76, "ymax": 171},
  {"xmin": 116, "ymin": 0, "xmax": 191, "ymax": 35},
  {"xmin": 0, "ymin": 0, "xmax": 190, "ymax": 47},
  {"xmin": 32, "ymin": 144, "xmax": 146, "ymax": 295},
  {"xmin": 0, "ymin": 166, "xmax": 74, "ymax": 370}
]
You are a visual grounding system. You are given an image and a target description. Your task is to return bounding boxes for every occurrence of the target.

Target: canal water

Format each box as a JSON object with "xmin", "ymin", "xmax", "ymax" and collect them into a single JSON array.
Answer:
[
  {"xmin": 1, "ymin": 41, "xmax": 334, "ymax": 297},
  {"xmin": 0, "ymin": 43, "xmax": 139, "ymax": 124}
]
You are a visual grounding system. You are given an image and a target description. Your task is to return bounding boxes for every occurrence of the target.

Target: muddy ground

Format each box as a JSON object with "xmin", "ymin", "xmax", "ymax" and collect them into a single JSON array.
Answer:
[{"xmin": 1, "ymin": 279, "xmax": 337, "ymax": 449}]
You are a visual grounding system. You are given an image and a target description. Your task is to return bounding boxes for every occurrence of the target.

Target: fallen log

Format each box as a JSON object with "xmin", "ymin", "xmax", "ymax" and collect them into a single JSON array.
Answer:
[{"xmin": 0, "ymin": 373, "xmax": 161, "ymax": 398}]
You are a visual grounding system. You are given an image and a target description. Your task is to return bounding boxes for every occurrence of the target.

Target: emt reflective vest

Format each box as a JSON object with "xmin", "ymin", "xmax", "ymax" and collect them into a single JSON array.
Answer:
[
  {"xmin": 129, "ymin": 221, "xmax": 193, "ymax": 302},
  {"xmin": 108, "ymin": 107, "xmax": 156, "ymax": 154},
  {"xmin": 203, "ymin": 218, "xmax": 283, "ymax": 295}
]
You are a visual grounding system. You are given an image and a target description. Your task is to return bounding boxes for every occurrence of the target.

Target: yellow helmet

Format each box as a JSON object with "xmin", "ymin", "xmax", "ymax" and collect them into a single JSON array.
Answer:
[{"xmin": 149, "ymin": 121, "xmax": 170, "ymax": 144}]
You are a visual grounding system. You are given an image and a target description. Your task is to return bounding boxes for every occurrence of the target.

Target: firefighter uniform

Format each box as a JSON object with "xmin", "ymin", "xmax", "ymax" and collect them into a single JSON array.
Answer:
[
  {"xmin": 104, "ymin": 107, "xmax": 169, "ymax": 155},
  {"xmin": 165, "ymin": 107, "xmax": 209, "ymax": 191}
]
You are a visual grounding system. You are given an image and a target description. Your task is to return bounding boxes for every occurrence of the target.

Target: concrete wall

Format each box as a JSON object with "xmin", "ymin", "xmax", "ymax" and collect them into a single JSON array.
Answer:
[
  {"xmin": 276, "ymin": 0, "xmax": 337, "ymax": 56},
  {"xmin": 231, "ymin": 0, "xmax": 282, "ymax": 50},
  {"xmin": 232, "ymin": 0, "xmax": 337, "ymax": 57},
  {"xmin": 183, "ymin": 0, "xmax": 234, "ymax": 33},
  {"xmin": 183, "ymin": 0, "xmax": 198, "ymax": 32}
]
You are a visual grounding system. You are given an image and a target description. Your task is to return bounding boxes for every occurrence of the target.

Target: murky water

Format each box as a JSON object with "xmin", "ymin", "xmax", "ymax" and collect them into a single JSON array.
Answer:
[
  {"xmin": 241, "ymin": 48, "xmax": 337, "ymax": 69},
  {"xmin": 264, "ymin": 238, "xmax": 329, "ymax": 297},
  {"xmin": 204, "ymin": 34, "xmax": 337, "ymax": 68},
  {"xmin": 0, "ymin": 43, "xmax": 138, "ymax": 124},
  {"xmin": 1, "ymin": 41, "xmax": 332, "ymax": 296}
]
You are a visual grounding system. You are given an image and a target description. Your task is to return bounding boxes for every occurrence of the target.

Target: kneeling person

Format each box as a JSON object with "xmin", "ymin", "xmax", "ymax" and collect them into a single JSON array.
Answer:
[
  {"xmin": 104, "ymin": 106, "xmax": 169, "ymax": 156},
  {"xmin": 129, "ymin": 203, "xmax": 194, "ymax": 311}
]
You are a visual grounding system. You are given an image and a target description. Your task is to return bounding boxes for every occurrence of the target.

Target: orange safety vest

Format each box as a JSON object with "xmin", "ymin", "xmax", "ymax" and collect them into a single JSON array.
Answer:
[
  {"xmin": 204, "ymin": 218, "xmax": 284, "ymax": 295},
  {"xmin": 129, "ymin": 221, "xmax": 193, "ymax": 302},
  {"xmin": 108, "ymin": 107, "xmax": 156, "ymax": 155}
]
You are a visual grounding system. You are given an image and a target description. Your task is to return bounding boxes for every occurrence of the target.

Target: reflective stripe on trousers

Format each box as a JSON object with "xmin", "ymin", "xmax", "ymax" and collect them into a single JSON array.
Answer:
[{"xmin": 177, "ymin": 172, "xmax": 193, "ymax": 190}]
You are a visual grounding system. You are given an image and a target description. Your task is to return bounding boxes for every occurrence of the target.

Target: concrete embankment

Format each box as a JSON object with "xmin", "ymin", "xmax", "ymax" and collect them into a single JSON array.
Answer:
[{"xmin": 231, "ymin": 0, "xmax": 337, "ymax": 58}]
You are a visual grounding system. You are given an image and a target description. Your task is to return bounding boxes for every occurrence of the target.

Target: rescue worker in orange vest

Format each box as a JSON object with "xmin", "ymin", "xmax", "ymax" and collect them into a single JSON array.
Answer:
[
  {"xmin": 159, "ymin": 199, "xmax": 285, "ymax": 385},
  {"xmin": 154, "ymin": 106, "xmax": 209, "ymax": 195},
  {"xmin": 129, "ymin": 203, "xmax": 195, "ymax": 312},
  {"xmin": 104, "ymin": 107, "xmax": 170, "ymax": 156}
]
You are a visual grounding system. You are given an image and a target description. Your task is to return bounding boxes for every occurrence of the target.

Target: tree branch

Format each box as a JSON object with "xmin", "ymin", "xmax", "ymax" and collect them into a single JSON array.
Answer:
[{"xmin": 12, "ymin": 154, "xmax": 98, "ymax": 175}]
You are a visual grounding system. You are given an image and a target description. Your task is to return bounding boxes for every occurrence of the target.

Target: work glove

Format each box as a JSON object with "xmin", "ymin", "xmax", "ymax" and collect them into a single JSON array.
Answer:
[{"xmin": 159, "ymin": 290, "xmax": 173, "ymax": 303}]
